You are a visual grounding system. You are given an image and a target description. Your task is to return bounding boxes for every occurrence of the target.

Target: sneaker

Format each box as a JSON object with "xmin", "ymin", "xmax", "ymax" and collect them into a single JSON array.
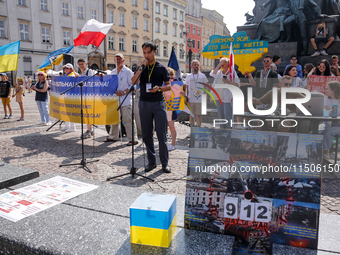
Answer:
[
  {"xmin": 82, "ymin": 130, "xmax": 92, "ymax": 139},
  {"xmin": 186, "ymin": 134, "xmax": 191, "ymax": 138},
  {"xmin": 44, "ymin": 122, "xmax": 51, "ymax": 126},
  {"xmin": 168, "ymin": 144, "xmax": 176, "ymax": 151},
  {"xmin": 4, "ymin": 115, "xmax": 8, "ymax": 119},
  {"xmin": 65, "ymin": 128, "xmax": 76, "ymax": 133},
  {"xmin": 17, "ymin": 118, "xmax": 24, "ymax": 121},
  {"xmin": 8, "ymin": 115, "xmax": 13, "ymax": 119},
  {"xmin": 38, "ymin": 121, "xmax": 45, "ymax": 125},
  {"xmin": 320, "ymin": 49, "xmax": 328, "ymax": 56},
  {"xmin": 311, "ymin": 51, "xmax": 320, "ymax": 57}
]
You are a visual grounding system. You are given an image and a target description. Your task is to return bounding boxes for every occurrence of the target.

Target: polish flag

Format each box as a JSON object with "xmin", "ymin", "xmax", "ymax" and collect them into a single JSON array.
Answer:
[
  {"xmin": 74, "ymin": 19, "xmax": 113, "ymax": 47},
  {"xmin": 228, "ymin": 42, "xmax": 235, "ymax": 83}
]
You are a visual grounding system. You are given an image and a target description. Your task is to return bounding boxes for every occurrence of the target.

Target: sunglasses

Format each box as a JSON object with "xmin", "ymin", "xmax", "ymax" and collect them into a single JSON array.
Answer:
[
  {"xmin": 284, "ymin": 83, "xmax": 291, "ymax": 86},
  {"xmin": 263, "ymin": 60, "xmax": 270, "ymax": 63},
  {"xmin": 38, "ymin": 74, "xmax": 44, "ymax": 76}
]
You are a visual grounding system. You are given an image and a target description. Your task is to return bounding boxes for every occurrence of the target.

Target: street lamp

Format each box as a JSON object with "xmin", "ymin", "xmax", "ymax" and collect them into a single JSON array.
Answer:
[{"xmin": 187, "ymin": 37, "xmax": 193, "ymax": 73}]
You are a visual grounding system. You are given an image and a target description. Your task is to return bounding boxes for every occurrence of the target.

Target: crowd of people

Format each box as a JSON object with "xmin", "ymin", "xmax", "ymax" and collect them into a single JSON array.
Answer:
[{"xmin": 1, "ymin": 41, "xmax": 340, "ymax": 167}]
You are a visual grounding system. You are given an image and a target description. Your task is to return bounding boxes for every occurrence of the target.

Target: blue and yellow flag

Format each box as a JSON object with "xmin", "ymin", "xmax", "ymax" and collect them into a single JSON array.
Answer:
[
  {"xmin": 0, "ymin": 41, "xmax": 20, "ymax": 73},
  {"xmin": 168, "ymin": 46, "xmax": 182, "ymax": 80},
  {"xmin": 38, "ymin": 45, "xmax": 74, "ymax": 72}
]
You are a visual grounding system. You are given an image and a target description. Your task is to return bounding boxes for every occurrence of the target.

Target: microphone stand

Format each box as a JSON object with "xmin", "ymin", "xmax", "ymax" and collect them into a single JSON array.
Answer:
[
  {"xmin": 59, "ymin": 72, "xmax": 102, "ymax": 173},
  {"xmin": 107, "ymin": 65, "xmax": 154, "ymax": 182}
]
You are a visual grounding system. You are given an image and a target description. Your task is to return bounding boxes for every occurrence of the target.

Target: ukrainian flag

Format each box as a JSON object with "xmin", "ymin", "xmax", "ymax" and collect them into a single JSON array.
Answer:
[
  {"xmin": 0, "ymin": 41, "xmax": 20, "ymax": 73},
  {"xmin": 37, "ymin": 45, "xmax": 74, "ymax": 72}
]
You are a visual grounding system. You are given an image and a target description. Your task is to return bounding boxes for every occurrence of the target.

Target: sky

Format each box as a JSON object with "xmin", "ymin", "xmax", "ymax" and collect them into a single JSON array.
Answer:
[{"xmin": 201, "ymin": 0, "xmax": 255, "ymax": 35}]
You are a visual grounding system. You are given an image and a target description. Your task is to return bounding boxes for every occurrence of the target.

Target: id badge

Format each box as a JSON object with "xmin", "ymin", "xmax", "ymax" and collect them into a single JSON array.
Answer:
[{"xmin": 146, "ymin": 83, "xmax": 152, "ymax": 93}]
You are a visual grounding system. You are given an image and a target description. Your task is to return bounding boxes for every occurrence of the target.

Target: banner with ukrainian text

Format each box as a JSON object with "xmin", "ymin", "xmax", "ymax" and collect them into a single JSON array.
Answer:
[{"xmin": 50, "ymin": 75, "xmax": 119, "ymax": 125}]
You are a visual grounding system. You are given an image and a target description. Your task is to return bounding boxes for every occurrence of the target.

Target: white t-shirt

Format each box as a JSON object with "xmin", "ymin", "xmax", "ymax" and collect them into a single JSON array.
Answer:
[
  {"xmin": 209, "ymin": 69, "xmax": 240, "ymax": 103},
  {"xmin": 325, "ymin": 97, "xmax": 340, "ymax": 116},
  {"xmin": 111, "ymin": 66, "xmax": 134, "ymax": 106},
  {"xmin": 184, "ymin": 73, "xmax": 209, "ymax": 103},
  {"xmin": 291, "ymin": 77, "xmax": 304, "ymax": 88}
]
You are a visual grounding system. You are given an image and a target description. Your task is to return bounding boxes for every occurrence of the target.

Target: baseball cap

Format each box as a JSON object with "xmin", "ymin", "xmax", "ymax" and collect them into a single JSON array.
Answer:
[
  {"xmin": 63, "ymin": 63, "xmax": 74, "ymax": 69},
  {"xmin": 0, "ymin": 73, "xmax": 7, "ymax": 76},
  {"xmin": 115, "ymin": 53, "xmax": 124, "ymax": 59}
]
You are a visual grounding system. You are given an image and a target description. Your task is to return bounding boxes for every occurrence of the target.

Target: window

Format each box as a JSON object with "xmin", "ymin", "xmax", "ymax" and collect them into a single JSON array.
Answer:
[
  {"xmin": 173, "ymin": 9, "xmax": 177, "ymax": 19},
  {"xmin": 42, "ymin": 27, "xmax": 50, "ymax": 43},
  {"xmin": 163, "ymin": 23, "xmax": 167, "ymax": 34},
  {"xmin": 63, "ymin": 30, "xmax": 70, "ymax": 45},
  {"xmin": 119, "ymin": 13, "xmax": 124, "ymax": 26},
  {"xmin": 197, "ymin": 40, "xmax": 200, "ymax": 50},
  {"xmin": 132, "ymin": 17, "xmax": 137, "ymax": 29},
  {"xmin": 198, "ymin": 28, "xmax": 200, "ymax": 36},
  {"xmin": 180, "ymin": 11, "xmax": 184, "ymax": 21},
  {"xmin": 203, "ymin": 57, "xmax": 205, "ymax": 66},
  {"xmin": 144, "ymin": 0, "xmax": 148, "ymax": 10},
  {"xmin": 92, "ymin": 9, "xmax": 97, "ymax": 20},
  {"xmin": 132, "ymin": 0, "xmax": 137, "ymax": 6},
  {"xmin": 164, "ymin": 5, "xmax": 168, "ymax": 16},
  {"xmin": 192, "ymin": 39, "xmax": 195, "ymax": 48},
  {"xmin": 119, "ymin": 0, "xmax": 124, "ymax": 2},
  {"xmin": 207, "ymin": 29, "xmax": 209, "ymax": 36},
  {"xmin": 20, "ymin": 23, "xmax": 29, "ymax": 41},
  {"xmin": 156, "ymin": 21, "xmax": 160, "ymax": 33},
  {"xmin": 108, "ymin": 10, "xmax": 113, "ymax": 23},
  {"xmin": 193, "ymin": 26, "xmax": 196, "ymax": 35},
  {"xmin": 163, "ymin": 45, "xmax": 167, "ymax": 57},
  {"xmin": 156, "ymin": 2, "xmax": 160, "ymax": 14},
  {"xmin": 78, "ymin": 6, "xmax": 84, "ymax": 19},
  {"xmin": 180, "ymin": 29, "xmax": 183, "ymax": 38},
  {"xmin": 173, "ymin": 26, "xmax": 176, "ymax": 36},
  {"xmin": 108, "ymin": 36, "xmax": 115, "ymax": 50},
  {"xmin": 62, "ymin": 2, "xmax": 69, "ymax": 16},
  {"xmin": 41, "ymin": 0, "xmax": 47, "ymax": 11},
  {"xmin": 144, "ymin": 19, "xmax": 148, "ymax": 31},
  {"xmin": 0, "ymin": 20, "xmax": 5, "ymax": 38},
  {"xmin": 187, "ymin": 24, "xmax": 190, "ymax": 33},
  {"xmin": 18, "ymin": 0, "xmax": 26, "ymax": 6},
  {"xmin": 132, "ymin": 39, "xmax": 138, "ymax": 52},
  {"xmin": 203, "ymin": 28, "xmax": 205, "ymax": 35},
  {"xmin": 119, "ymin": 37, "xmax": 125, "ymax": 51}
]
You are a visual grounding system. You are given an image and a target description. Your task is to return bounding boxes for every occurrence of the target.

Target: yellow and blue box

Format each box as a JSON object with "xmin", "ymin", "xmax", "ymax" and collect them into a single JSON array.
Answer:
[{"xmin": 130, "ymin": 193, "xmax": 177, "ymax": 248}]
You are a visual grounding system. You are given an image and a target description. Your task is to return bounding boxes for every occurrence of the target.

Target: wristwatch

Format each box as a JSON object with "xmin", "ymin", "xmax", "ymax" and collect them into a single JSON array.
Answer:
[
  {"xmin": 123, "ymin": 90, "xmax": 127, "ymax": 95},
  {"xmin": 158, "ymin": 88, "xmax": 161, "ymax": 92}
]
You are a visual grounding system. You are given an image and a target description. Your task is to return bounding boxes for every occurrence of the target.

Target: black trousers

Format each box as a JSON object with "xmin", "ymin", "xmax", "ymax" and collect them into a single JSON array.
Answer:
[{"xmin": 139, "ymin": 100, "xmax": 169, "ymax": 166}]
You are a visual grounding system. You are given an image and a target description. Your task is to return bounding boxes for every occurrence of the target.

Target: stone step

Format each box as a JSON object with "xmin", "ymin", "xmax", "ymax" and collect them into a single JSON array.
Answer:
[{"xmin": 0, "ymin": 163, "xmax": 39, "ymax": 189}]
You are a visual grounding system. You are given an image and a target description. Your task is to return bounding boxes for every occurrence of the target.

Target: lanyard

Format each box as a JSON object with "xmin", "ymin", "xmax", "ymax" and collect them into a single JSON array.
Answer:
[
  {"xmin": 193, "ymin": 73, "xmax": 199, "ymax": 85},
  {"xmin": 148, "ymin": 63, "xmax": 156, "ymax": 83}
]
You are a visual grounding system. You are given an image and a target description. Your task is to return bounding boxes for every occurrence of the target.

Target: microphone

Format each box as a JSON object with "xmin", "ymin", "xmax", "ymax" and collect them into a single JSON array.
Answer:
[
  {"xmin": 96, "ymin": 70, "xmax": 107, "ymax": 74},
  {"xmin": 141, "ymin": 59, "xmax": 148, "ymax": 69}
]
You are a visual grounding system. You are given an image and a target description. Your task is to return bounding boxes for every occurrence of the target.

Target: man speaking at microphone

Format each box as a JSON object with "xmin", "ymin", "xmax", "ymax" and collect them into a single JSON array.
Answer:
[{"xmin": 132, "ymin": 41, "xmax": 171, "ymax": 173}]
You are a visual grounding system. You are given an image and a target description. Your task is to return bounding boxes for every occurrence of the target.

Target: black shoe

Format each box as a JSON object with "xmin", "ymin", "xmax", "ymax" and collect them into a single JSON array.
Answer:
[
  {"xmin": 162, "ymin": 164, "xmax": 171, "ymax": 173},
  {"xmin": 145, "ymin": 163, "xmax": 157, "ymax": 172}
]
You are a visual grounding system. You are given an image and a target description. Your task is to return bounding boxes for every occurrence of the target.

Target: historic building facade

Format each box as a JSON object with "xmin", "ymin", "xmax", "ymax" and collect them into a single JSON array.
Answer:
[
  {"xmin": 152, "ymin": 0, "xmax": 186, "ymax": 73},
  {"xmin": 0, "ymin": 0, "xmax": 105, "ymax": 78},
  {"xmin": 104, "ymin": 0, "xmax": 152, "ymax": 72}
]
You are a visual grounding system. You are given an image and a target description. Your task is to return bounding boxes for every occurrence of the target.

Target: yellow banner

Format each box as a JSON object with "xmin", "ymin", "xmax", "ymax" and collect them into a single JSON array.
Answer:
[{"xmin": 49, "ymin": 75, "xmax": 119, "ymax": 125}]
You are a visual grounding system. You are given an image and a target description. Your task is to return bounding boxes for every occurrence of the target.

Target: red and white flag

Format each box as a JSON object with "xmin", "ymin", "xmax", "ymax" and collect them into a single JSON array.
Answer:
[
  {"xmin": 74, "ymin": 19, "xmax": 113, "ymax": 47},
  {"xmin": 228, "ymin": 42, "xmax": 235, "ymax": 83}
]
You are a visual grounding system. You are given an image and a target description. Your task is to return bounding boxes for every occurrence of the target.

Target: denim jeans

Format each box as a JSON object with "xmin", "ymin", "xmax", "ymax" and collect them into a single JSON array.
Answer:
[{"xmin": 36, "ymin": 100, "xmax": 50, "ymax": 123}]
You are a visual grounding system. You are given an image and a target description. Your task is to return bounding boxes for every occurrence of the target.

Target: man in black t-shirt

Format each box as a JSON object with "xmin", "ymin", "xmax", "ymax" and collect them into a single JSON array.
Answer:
[
  {"xmin": 311, "ymin": 21, "xmax": 335, "ymax": 57},
  {"xmin": 0, "ymin": 73, "xmax": 13, "ymax": 119},
  {"xmin": 131, "ymin": 41, "xmax": 172, "ymax": 173}
]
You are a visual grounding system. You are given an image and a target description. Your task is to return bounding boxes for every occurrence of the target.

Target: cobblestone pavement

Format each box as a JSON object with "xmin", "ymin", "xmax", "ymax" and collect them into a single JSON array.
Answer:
[{"xmin": 0, "ymin": 92, "xmax": 339, "ymax": 215}]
